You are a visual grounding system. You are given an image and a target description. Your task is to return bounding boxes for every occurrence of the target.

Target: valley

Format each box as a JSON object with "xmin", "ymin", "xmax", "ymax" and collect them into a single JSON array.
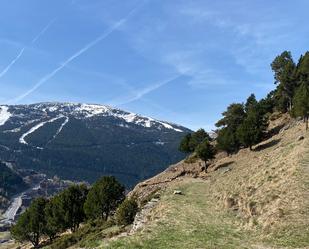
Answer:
[{"xmin": 0, "ymin": 166, "xmax": 79, "ymax": 246}]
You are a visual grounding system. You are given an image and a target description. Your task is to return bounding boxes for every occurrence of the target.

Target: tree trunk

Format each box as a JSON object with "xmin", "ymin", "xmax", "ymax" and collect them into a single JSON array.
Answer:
[
  {"xmin": 306, "ymin": 116, "xmax": 308, "ymax": 131},
  {"xmin": 31, "ymin": 234, "xmax": 39, "ymax": 248},
  {"xmin": 204, "ymin": 161, "xmax": 208, "ymax": 172},
  {"xmin": 289, "ymin": 98, "xmax": 292, "ymax": 112}
]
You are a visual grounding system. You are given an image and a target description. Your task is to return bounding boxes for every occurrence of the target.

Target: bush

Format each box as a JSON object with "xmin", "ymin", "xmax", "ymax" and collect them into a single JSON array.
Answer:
[{"xmin": 115, "ymin": 198, "xmax": 138, "ymax": 226}]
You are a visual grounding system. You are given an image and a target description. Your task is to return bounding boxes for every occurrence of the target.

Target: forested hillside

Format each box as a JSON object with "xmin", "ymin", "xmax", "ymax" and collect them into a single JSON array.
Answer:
[
  {"xmin": 0, "ymin": 103, "xmax": 190, "ymax": 188},
  {"xmin": 0, "ymin": 163, "xmax": 27, "ymax": 209}
]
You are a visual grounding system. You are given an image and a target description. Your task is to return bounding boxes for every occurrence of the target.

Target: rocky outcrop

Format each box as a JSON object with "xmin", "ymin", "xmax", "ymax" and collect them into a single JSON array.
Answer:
[{"xmin": 129, "ymin": 160, "xmax": 206, "ymax": 204}]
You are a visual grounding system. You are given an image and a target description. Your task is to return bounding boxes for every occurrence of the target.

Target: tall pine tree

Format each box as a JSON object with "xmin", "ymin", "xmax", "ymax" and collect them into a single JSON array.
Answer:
[
  {"xmin": 271, "ymin": 51, "xmax": 296, "ymax": 112},
  {"xmin": 293, "ymin": 83, "xmax": 309, "ymax": 130}
]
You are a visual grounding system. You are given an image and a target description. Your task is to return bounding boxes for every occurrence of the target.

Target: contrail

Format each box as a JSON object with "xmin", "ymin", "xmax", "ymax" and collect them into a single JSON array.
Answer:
[
  {"xmin": 0, "ymin": 19, "xmax": 56, "ymax": 79},
  {"xmin": 110, "ymin": 75, "xmax": 182, "ymax": 106},
  {"xmin": 32, "ymin": 18, "xmax": 56, "ymax": 43},
  {"xmin": 8, "ymin": 2, "xmax": 144, "ymax": 104},
  {"xmin": 0, "ymin": 48, "xmax": 25, "ymax": 78}
]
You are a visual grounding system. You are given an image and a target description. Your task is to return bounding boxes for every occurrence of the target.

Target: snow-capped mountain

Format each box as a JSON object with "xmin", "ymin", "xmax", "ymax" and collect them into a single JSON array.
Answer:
[{"xmin": 0, "ymin": 103, "xmax": 191, "ymax": 187}]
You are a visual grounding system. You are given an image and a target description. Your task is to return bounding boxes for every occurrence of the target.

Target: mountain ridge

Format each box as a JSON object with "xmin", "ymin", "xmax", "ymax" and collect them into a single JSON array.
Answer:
[{"xmin": 0, "ymin": 102, "xmax": 191, "ymax": 187}]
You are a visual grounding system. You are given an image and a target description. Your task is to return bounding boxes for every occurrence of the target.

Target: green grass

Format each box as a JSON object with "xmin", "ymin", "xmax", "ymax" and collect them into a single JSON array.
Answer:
[
  {"xmin": 267, "ymin": 225, "xmax": 309, "ymax": 248},
  {"xmin": 97, "ymin": 177, "xmax": 309, "ymax": 249},
  {"xmin": 43, "ymin": 220, "xmax": 124, "ymax": 249},
  {"xmin": 100, "ymin": 179, "xmax": 256, "ymax": 249}
]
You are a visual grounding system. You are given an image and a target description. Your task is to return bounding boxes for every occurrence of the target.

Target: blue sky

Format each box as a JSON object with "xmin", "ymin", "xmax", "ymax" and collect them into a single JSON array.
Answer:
[{"xmin": 0, "ymin": 0, "xmax": 308, "ymax": 130}]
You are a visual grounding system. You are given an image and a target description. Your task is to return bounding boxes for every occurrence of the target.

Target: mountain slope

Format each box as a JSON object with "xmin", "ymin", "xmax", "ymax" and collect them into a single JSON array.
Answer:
[
  {"xmin": 99, "ymin": 114, "xmax": 309, "ymax": 248},
  {"xmin": 0, "ymin": 103, "xmax": 190, "ymax": 188},
  {"xmin": 0, "ymin": 163, "xmax": 27, "ymax": 210}
]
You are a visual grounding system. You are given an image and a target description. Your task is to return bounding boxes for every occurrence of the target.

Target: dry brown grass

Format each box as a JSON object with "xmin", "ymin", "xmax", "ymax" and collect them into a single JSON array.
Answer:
[{"xmin": 104, "ymin": 115, "xmax": 309, "ymax": 248}]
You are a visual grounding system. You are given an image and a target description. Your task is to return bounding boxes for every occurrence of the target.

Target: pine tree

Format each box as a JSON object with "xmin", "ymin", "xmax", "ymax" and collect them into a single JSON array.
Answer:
[
  {"xmin": 189, "ymin": 129, "xmax": 212, "ymax": 151},
  {"xmin": 271, "ymin": 51, "xmax": 296, "ymax": 112},
  {"xmin": 178, "ymin": 134, "xmax": 192, "ymax": 153},
  {"xmin": 238, "ymin": 102, "xmax": 267, "ymax": 150},
  {"xmin": 235, "ymin": 94, "xmax": 268, "ymax": 150},
  {"xmin": 44, "ymin": 196, "xmax": 65, "ymax": 241},
  {"xmin": 11, "ymin": 198, "xmax": 47, "ymax": 248},
  {"xmin": 293, "ymin": 83, "xmax": 309, "ymax": 130},
  {"xmin": 216, "ymin": 103, "xmax": 246, "ymax": 153},
  {"xmin": 245, "ymin": 94, "xmax": 258, "ymax": 113},
  {"xmin": 84, "ymin": 176, "xmax": 125, "ymax": 220},
  {"xmin": 179, "ymin": 129, "xmax": 211, "ymax": 153},
  {"xmin": 216, "ymin": 128, "xmax": 238, "ymax": 154},
  {"xmin": 216, "ymin": 103, "xmax": 246, "ymax": 131},
  {"xmin": 195, "ymin": 140, "xmax": 216, "ymax": 171},
  {"xmin": 57, "ymin": 184, "xmax": 88, "ymax": 232}
]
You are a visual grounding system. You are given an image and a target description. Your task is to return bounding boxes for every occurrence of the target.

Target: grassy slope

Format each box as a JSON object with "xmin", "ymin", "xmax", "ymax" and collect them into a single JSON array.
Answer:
[
  {"xmin": 14, "ymin": 116, "xmax": 306, "ymax": 249},
  {"xmin": 98, "ymin": 117, "xmax": 309, "ymax": 249},
  {"xmin": 102, "ymin": 178, "xmax": 256, "ymax": 249}
]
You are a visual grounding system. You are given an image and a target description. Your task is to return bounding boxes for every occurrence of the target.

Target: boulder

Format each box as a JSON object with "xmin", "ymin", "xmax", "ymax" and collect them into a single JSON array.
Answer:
[
  {"xmin": 173, "ymin": 190, "xmax": 182, "ymax": 195},
  {"xmin": 297, "ymin": 135, "xmax": 305, "ymax": 141}
]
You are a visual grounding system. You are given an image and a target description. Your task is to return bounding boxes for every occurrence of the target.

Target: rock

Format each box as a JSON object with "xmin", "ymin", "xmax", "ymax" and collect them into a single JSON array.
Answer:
[
  {"xmin": 223, "ymin": 168, "xmax": 232, "ymax": 174},
  {"xmin": 280, "ymin": 125, "xmax": 290, "ymax": 133},
  {"xmin": 225, "ymin": 197, "xmax": 236, "ymax": 209},
  {"xmin": 248, "ymin": 201, "xmax": 258, "ymax": 216},
  {"xmin": 297, "ymin": 135, "xmax": 305, "ymax": 141},
  {"xmin": 173, "ymin": 190, "xmax": 182, "ymax": 195}
]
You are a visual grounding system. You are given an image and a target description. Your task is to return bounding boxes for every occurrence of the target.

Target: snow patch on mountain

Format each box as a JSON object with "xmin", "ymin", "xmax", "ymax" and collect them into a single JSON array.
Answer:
[
  {"xmin": 75, "ymin": 104, "xmax": 109, "ymax": 117},
  {"xmin": 4, "ymin": 119, "xmax": 42, "ymax": 133},
  {"xmin": 8, "ymin": 103, "xmax": 185, "ymax": 133},
  {"xmin": 19, "ymin": 116, "xmax": 64, "ymax": 145},
  {"xmin": 49, "ymin": 116, "xmax": 69, "ymax": 142},
  {"xmin": 0, "ymin": 106, "xmax": 12, "ymax": 126},
  {"xmin": 37, "ymin": 103, "xmax": 184, "ymax": 132}
]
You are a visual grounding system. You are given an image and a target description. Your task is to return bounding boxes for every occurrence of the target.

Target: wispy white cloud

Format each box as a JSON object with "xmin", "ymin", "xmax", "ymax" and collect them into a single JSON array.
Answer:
[
  {"xmin": 117, "ymin": 0, "xmax": 296, "ymax": 92},
  {"xmin": 162, "ymin": 50, "xmax": 234, "ymax": 88},
  {"xmin": 7, "ymin": 2, "xmax": 143, "ymax": 104},
  {"xmin": 176, "ymin": 1, "xmax": 294, "ymax": 76},
  {"xmin": 0, "ymin": 19, "xmax": 56, "ymax": 80}
]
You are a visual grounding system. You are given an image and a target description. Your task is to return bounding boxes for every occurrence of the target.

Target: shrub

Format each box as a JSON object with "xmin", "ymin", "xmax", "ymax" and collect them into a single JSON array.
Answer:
[{"xmin": 115, "ymin": 198, "xmax": 138, "ymax": 226}]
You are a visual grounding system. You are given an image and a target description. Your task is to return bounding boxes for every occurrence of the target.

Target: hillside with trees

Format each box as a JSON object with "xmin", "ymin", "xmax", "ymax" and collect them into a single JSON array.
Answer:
[
  {"xmin": 0, "ymin": 163, "xmax": 27, "ymax": 209},
  {"xmin": 180, "ymin": 51, "xmax": 309, "ymax": 164},
  {"xmin": 6, "ymin": 51, "xmax": 309, "ymax": 249}
]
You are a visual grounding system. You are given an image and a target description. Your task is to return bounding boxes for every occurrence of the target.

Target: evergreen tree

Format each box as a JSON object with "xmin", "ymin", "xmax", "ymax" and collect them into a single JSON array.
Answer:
[
  {"xmin": 189, "ymin": 129, "xmax": 212, "ymax": 151},
  {"xmin": 271, "ymin": 51, "xmax": 296, "ymax": 111},
  {"xmin": 236, "ymin": 94, "xmax": 268, "ymax": 150},
  {"xmin": 293, "ymin": 82, "xmax": 309, "ymax": 130},
  {"xmin": 216, "ymin": 103, "xmax": 246, "ymax": 131},
  {"xmin": 84, "ymin": 176, "xmax": 125, "ymax": 220},
  {"xmin": 216, "ymin": 128, "xmax": 238, "ymax": 154},
  {"xmin": 297, "ymin": 52, "xmax": 309, "ymax": 84},
  {"xmin": 237, "ymin": 111, "xmax": 262, "ymax": 150},
  {"xmin": 258, "ymin": 91, "xmax": 275, "ymax": 115},
  {"xmin": 11, "ymin": 197, "xmax": 47, "ymax": 248},
  {"xmin": 57, "ymin": 184, "xmax": 88, "ymax": 232},
  {"xmin": 245, "ymin": 94, "xmax": 258, "ymax": 113},
  {"xmin": 179, "ymin": 129, "xmax": 211, "ymax": 153},
  {"xmin": 215, "ymin": 103, "xmax": 246, "ymax": 153},
  {"xmin": 178, "ymin": 134, "xmax": 192, "ymax": 153},
  {"xmin": 115, "ymin": 198, "xmax": 138, "ymax": 226},
  {"xmin": 44, "ymin": 196, "xmax": 65, "ymax": 241},
  {"xmin": 195, "ymin": 140, "xmax": 216, "ymax": 171}
]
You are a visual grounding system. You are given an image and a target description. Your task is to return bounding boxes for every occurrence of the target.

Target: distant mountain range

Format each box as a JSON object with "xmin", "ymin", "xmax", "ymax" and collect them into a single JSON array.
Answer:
[{"xmin": 0, "ymin": 103, "xmax": 191, "ymax": 188}]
